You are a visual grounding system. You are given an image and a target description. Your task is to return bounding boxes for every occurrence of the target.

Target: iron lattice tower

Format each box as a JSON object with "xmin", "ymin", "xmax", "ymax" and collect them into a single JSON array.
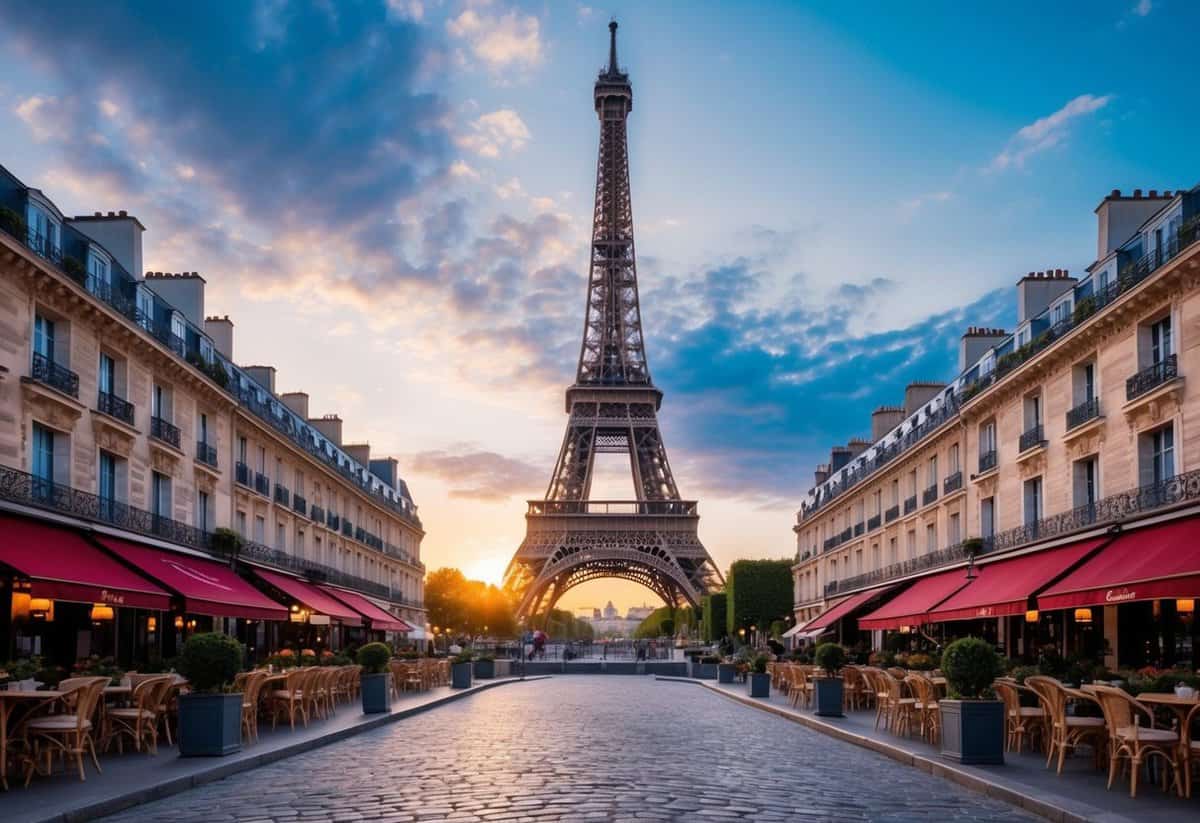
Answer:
[{"xmin": 503, "ymin": 22, "xmax": 723, "ymax": 622}]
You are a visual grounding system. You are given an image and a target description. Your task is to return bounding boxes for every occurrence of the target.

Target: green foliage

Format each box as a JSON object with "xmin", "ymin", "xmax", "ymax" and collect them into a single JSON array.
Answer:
[
  {"xmin": 659, "ymin": 618, "xmax": 675, "ymax": 637},
  {"xmin": 905, "ymin": 652, "xmax": 936, "ymax": 671},
  {"xmin": 1008, "ymin": 665, "xmax": 1039, "ymax": 685},
  {"xmin": 209, "ymin": 527, "xmax": 243, "ymax": 556},
  {"xmin": 545, "ymin": 608, "xmax": 594, "ymax": 641},
  {"xmin": 452, "ymin": 651, "xmax": 474, "ymax": 665},
  {"xmin": 424, "ymin": 567, "xmax": 518, "ymax": 638},
  {"xmin": 868, "ymin": 650, "xmax": 895, "ymax": 668},
  {"xmin": 177, "ymin": 633, "xmax": 244, "ymax": 693},
  {"xmin": 750, "ymin": 654, "xmax": 768, "ymax": 675},
  {"xmin": 1, "ymin": 657, "xmax": 43, "ymax": 682},
  {"xmin": 702, "ymin": 592, "xmax": 727, "ymax": 643},
  {"xmin": 72, "ymin": 655, "xmax": 125, "ymax": 685},
  {"xmin": 187, "ymin": 352, "xmax": 230, "ymax": 388},
  {"xmin": 769, "ymin": 620, "xmax": 786, "ymax": 639},
  {"xmin": 960, "ymin": 537, "xmax": 983, "ymax": 556},
  {"xmin": 1036, "ymin": 644, "xmax": 1067, "ymax": 678},
  {"xmin": 634, "ymin": 606, "xmax": 691, "ymax": 639},
  {"xmin": 813, "ymin": 643, "xmax": 847, "ymax": 675},
  {"xmin": 941, "ymin": 637, "xmax": 1003, "ymax": 700},
  {"xmin": 0, "ymin": 206, "xmax": 26, "ymax": 240},
  {"xmin": 62, "ymin": 256, "xmax": 86, "ymax": 283},
  {"xmin": 356, "ymin": 642, "xmax": 392, "ymax": 675},
  {"xmin": 726, "ymin": 559, "xmax": 792, "ymax": 638},
  {"xmin": 474, "ymin": 653, "xmax": 495, "ymax": 662},
  {"xmin": 1072, "ymin": 296, "xmax": 1097, "ymax": 324}
]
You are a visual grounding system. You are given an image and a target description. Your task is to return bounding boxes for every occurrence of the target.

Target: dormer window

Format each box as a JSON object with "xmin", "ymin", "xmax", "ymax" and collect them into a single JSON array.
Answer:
[
  {"xmin": 136, "ymin": 285, "xmax": 155, "ymax": 331},
  {"xmin": 25, "ymin": 201, "xmax": 60, "ymax": 259},
  {"xmin": 86, "ymin": 246, "xmax": 111, "ymax": 298},
  {"xmin": 199, "ymin": 336, "xmax": 214, "ymax": 364}
]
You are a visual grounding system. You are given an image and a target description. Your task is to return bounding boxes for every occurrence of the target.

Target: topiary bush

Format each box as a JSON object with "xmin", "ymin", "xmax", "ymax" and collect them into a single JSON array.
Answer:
[
  {"xmin": 813, "ymin": 643, "xmax": 847, "ymax": 675},
  {"xmin": 905, "ymin": 652, "xmax": 936, "ymax": 671},
  {"xmin": 356, "ymin": 642, "xmax": 392, "ymax": 675},
  {"xmin": 941, "ymin": 637, "xmax": 1003, "ymax": 699},
  {"xmin": 177, "ymin": 632, "xmax": 243, "ymax": 693},
  {"xmin": 750, "ymin": 654, "xmax": 768, "ymax": 675}
]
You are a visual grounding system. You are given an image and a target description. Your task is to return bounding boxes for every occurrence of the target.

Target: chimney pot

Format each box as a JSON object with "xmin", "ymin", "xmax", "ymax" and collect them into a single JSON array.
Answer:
[
  {"xmin": 1149, "ymin": 189, "xmax": 1158, "ymax": 198},
  {"xmin": 1134, "ymin": 189, "xmax": 1143, "ymax": 198},
  {"xmin": 93, "ymin": 211, "xmax": 101, "ymax": 217},
  {"xmin": 118, "ymin": 210, "xmax": 127, "ymax": 217},
  {"xmin": 1111, "ymin": 189, "xmax": 1120, "ymax": 198}
]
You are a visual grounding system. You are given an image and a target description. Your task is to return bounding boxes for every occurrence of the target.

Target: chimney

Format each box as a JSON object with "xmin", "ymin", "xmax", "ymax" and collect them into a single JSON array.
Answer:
[
  {"xmin": 1095, "ymin": 188, "xmax": 1175, "ymax": 259},
  {"xmin": 870, "ymin": 405, "xmax": 906, "ymax": 440},
  {"xmin": 309, "ymin": 414, "xmax": 343, "ymax": 446},
  {"xmin": 959, "ymin": 326, "xmax": 1009, "ymax": 371},
  {"xmin": 903, "ymin": 381, "xmax": 945, "ymax": 416},
  {"xmin": 203, "ymin": 315, "xmax": 233, "ymax": 361},
  {"xmin": 830, "ymin": 446, "xmax": 853, "ymax": 472},
  {"xmin": 369, "ymin": 457, "xmax": 399, "ymax": 487},
  {"xmin": 1016, "ymin": 270, "xmax": 1076, "ymax": 323},
  {"xmin": 65, "ymin": 210, "xmax": 145, "ymax": 279},
  {"xmin": 243, "ymin": 365, "xmax": 276, "ymax": 395},
  {"xmin": 344, "ymin": 443, "xmax": 371, "ymax": 467},
  {"xmin": 144, "ymin": 272, "xmax": 206, "ymax": 328},
  {"xmin": 847, "ymin": 437, "xmax": 870, "ymax": 458},
  {"xmin": 280, "ymin": 392, "xmax": 309, "ymax": 419},
  {"xmin": 813, "ymin": 463, "xmax": 831, "ymax": 487}
]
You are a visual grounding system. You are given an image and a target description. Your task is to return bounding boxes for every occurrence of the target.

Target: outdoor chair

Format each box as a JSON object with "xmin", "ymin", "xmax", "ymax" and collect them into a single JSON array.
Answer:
[
  {"xmin": 105, "ymin": 675, "xmax": 172, "ymax": 755},
  {"xmin": 862, "ymin": 668, "xmax": 891, "ymax": 730},
  {"xmin": 1088, "ymin": 684, "xmax": 1181, "ymax": 798},
  {"xmin": 300, "ymin": 668, "xmax": 326, "ymax": 722},
  {"xmin": 238, "ymin": 671, "xmax": 268, "ymax": 743},
  {"xmin": 887, "ymin": 667, "xmax": 908, "ymax": 680},
  {"xmin": 842, "ymin": 665, "xmax": 868, "ymax": 711},
  {"xmin": 1181, "ymin": 703, "xmax": 1200, "ymax": 798},
  {"xmin": 22, "ymin": 677, "xmax": 107, "ymax": 786},
  {"xmin": 270, "ymin": 668, "xmax": 309, "ymax": 730},
  {"xmin": 1025, "ymin": 676, "xmax": 1105, "ymax": 775},
  {"xmin": 904, "ymin": 674, "xmax": 940, "ymax": 745},
  {"xmin": 400, "ymin": 662, "xmax": 424, "ymax": 693},
  {"xmin": 879, "ymin": 670, "xmax": 916, "ymax": 736},
  {"xmin": 791, "ymin": 666, "xmax": 813, "ymax": 709},
  {"xmin": 994, "ymin": 680, "xmax": 1046, "ymax": 754}
]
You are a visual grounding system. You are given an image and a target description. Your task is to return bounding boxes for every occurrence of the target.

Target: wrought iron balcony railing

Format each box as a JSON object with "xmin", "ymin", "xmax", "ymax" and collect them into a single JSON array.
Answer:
[
  {"xmin": 943, "ymin": 470, "xmax": 963, "ymax": 495},
  {"xmin": 526, "ymin": 499, "xmax": 700, "ymax": 516},
  {"xmin": 867, "ymin": 513, "xmax": 881, "ymax": 532},
  {"xmin": 1126, "ymin": 355, "xmax": 1178, "ymax": 401},
  {"xmin": 853, "ymin": 521, "xmax": 865, "ymax": 537},
  {"xmin": 149, "ymin": 415, "xmax": 181, "ymax": 449},
  {"xmin": 196, "ymin": 441, "xmax": 218, "ymax": 468},
  {"xmin": 923, "ymin": 484, "xmax": 938, "ymax": 506},
  {"xmin": 96, "ymin": 390, "xmax": 134, "ymax": 425},
  {"xmin": 327, "ymin": 512, "xmax": 341, "ymax": 530},
  {"xmin": 1019, "ymin": 424, "xmax": 1045, "ymax": 453},
  {"xmin": 1066, "ymin": 397, "xmax": 1101, "ymax": 430},
  {"xmin": 903, "ymin": 494, "xmax": 917, "ymax": 515},
  {"xmin": 235, "ymin": 461, "xmax": 252, "ymax": 487},
  {"xmin": 26, "ymin": 230, "xmax": 62, "ymax": 265},
  {"xmin": 341, "ymin": 519, "xmax": 354, "ymax": 537},
  {"xmin": 273, "ymin": 483, "xmax": 290, "ymax": 507},
  {"xmin": 31, "ymin": 352, "xmax": 79, "ymax": 398},
  {"xmin": 884, "ymin": 504, "xmax": 900, "ymax": 523},
  {"xmin": 310, "ymin": 504, "xmax": 324, "ymax": 523},
  {"xmin": 292, "ymin": 493, "xmax": 307, "ymax": 516},
  {"xmin": 254, "ymin": 472, "xmax": 270, "ymax": 496},
  {"xmin": 978, "ymin": 449, "xmax": 997, "ymax": 474}
]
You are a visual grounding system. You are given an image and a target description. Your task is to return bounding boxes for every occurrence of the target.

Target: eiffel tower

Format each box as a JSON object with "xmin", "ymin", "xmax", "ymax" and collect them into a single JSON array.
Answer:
[{"xmin": 503, "ymin": 21, "xmax": 723, "ymax": 622}]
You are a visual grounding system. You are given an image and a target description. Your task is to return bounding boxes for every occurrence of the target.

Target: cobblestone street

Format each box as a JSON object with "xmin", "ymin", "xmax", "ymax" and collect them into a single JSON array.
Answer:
[{"xmin": 99, "ymin": 677, "xmax": 1033, "ymax": 822}]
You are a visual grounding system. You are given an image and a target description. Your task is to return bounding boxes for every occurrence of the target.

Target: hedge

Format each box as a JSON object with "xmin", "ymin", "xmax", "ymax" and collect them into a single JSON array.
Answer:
[
  {"xmin": 702, "ymin": 592, "xmax": 727, "ymax": 642},
  {"xmin": 726, "ymin": 559, "xmax": 792, "ymax": 639}
]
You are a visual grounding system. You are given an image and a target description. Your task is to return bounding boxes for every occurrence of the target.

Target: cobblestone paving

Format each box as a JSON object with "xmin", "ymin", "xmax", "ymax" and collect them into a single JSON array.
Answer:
[{"xmin": 100, "ymin": 677, "xmax": 1034, "ymax": 822}]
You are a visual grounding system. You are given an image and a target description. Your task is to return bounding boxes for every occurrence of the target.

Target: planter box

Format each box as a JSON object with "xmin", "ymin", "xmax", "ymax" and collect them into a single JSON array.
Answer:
[
  {"xmin": 361, "ymin": 672, "xmax": 391, "ymax": 714},
  {"xmin": 747, "ymin": 672, "xmax": 770, "ymax": 698},
  {"xmin": 717, "ymin": 663, "xmax": 737, "ymax": 684},
  {"xmin": 178, "ymin": 693, "xmax": 242, "ymax": 757},
  {"xmin": 473, "ymin": 659, "xmax": 496, "ymax": 679},
  {"xmin": 939, "ymin": 699, "xmax": 1004, "ymax": 765},
  {"xmin": 813, "ymin": 676, "xmax": 844, "ymax": 717},
  {"xmin": 692, "ymin": 662, "xmax": 718, "ymax": 680},
  {"xmin": 451, "ymin": 661, "xmax": 474, "ymax": 689},
  {"xmin": 493, "ymin": 659, "xmax": 512, "ymax": 678}
]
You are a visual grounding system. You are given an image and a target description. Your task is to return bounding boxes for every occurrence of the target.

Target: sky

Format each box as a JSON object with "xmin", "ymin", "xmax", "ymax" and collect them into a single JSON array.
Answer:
[{"xmin": 1, "ymin": 0, "xmax": 1197, "ymax": 615}]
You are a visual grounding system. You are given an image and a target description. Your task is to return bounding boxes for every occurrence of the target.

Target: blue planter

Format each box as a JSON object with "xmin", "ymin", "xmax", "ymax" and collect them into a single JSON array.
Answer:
[
  {"xmin": 717, "ymin": 663, "xmax": 737, "ymax": 684},
  {"xmin": 692, "ymin": 663, "xmax": 718, "ymax": 680},
  {"xmin": 451, "ymin": 662, "xmax": 473, "ymax": 689},
  {"xmin": 473, "ymin": 659, "xmax": 496, "ymax": 679},
  {"xmin": 747, "ymin": 672, "xmax": 770, "ymax": 698},
  {"xmin": 813, "ymin": 676, "xmax": 844, "ymax": 717},
  {"xmin": 940, "ymin": 699, "xmax": 1005, "ymax": 765},
  {"xmin": 178, "ymin": 693, "xmax": 242, "ymax": 757},
  {"xmin": 361, "ymin": 672, "xmax": 391, "ymax": 714}
]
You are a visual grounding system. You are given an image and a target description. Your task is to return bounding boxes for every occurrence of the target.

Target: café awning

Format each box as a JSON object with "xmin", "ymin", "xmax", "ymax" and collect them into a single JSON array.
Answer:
[
  {"xmin": 1038, "ymin": 517, "xmax": 1200, "ymax": 611},
  {"xmin": 926, "ymin": 538, "xmax": 1109, "ymax": 623},
  {"xmin": 95, "ymin": 537, "xmax": 287, "ymax": 620},
  {"xmin": 0, "ymin": 515, "xmax": 170, "ymax": 609},
  {"xmin": 319, "ymin": 585, "xmax": 411, "ymax": 632},
  {"xmin": 803, "ymin": 584, "xmax": 898, "ymax": 634},
  {"xmin": 251, "ymin": 569, "xmax": 362, "ymax": 626},
  {"xmin": 858, "ymin": 569, "xmax": 972, "ymax": 630}
]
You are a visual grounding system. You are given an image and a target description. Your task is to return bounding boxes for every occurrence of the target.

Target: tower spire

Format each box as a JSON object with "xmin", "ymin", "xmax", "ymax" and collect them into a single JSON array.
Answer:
[{"xmin": 607, "ymin": 19, "xmax": 619, "ymax": 75}]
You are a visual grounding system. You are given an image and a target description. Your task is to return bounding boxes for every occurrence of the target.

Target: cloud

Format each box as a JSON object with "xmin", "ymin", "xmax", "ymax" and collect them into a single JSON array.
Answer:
[
  {"xmin": 409, "ymin": 446, "xmax": 546, "ymax": 500},
  {"xmin": 457, "ymin": 108, "xmax": 532, "ymax": 157},
  {"xmin": 988, "ymin": 94, "xmax": 1112, "ymax": 172},
  {"xmin": 1133, "ymin": 0, "xmax": 1153, "ymax": 16},
  {"xmin": 447, "ymin": 7, "xmax": 543, "ymax": 71},
  {"xmin": 899, "ymin": 190, "xmax": 952, "ymax": 217}
]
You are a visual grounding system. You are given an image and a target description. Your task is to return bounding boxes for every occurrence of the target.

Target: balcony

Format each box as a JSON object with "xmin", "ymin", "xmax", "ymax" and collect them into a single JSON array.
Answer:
[
  {"xmin": 254, "ymin": 472, "xmax": 270, "ymax": 496},
  {"xmin": 327, "ymin": 512, "xmax": 341, "ymax": 530},
  {"xmin": 978, "ymin": 449, "xmax": 997, "ymax": 474},
  {"xmin": 1126, "ymin": 355, "xmax": 1178, "ymax": 402},
  {"xmin": 149, "ymin": 415, "xmax": 181, "ymax": 449},
  {"xmin": 96, "ymin": 390, "xmax": 134, "ymax": 426},
  {"xmin": 1018, "ymin": 424, "xmax": 1045, "ymax": 453},
  {"xmin": 310, "ymin": 504, "xmax": 325, "ymax": 523},
  {"xmin": 273, "ymin": 483, "xmax": 290, "ymax": 507},
  {"xmin": 195, "ymin": 440, "xmax": 218, "ymax": 468},
  {"xmin": 292, "ymin": 493, "xmax": 307, "ymax": 516},
  {"xmin": 26, "ymin": 230, "xmax": 62, "ymax": 265},
  {"xmin": 31, "ymin": 353, "xmax": 79, "ymax": 399},
  {"xmin": 527, "ymin": 500, "xmax": 700, "ymax": 516},
  {"xmin": 235, "ymin": 461, "xmax": 252, "ymax": 487},
  {"xmin": 884, "ymin": 504, "xmax": 900, "ymax": 523},
  {"xmin": 943, "ymin": 471, "xmax": 963, "ymax": 495},
  {"xmin": 922, "ymin": 484, "xmax": 938, "ymax": 506},
  {"xmin": 341, "ymin": 520, "xmax": 354, "ymax": 538},
  {"xmin": 853, "ymin": 521, "xmax": 865, "ymax": 537},
  {"xmin": 903, "ymin": 495, "xmax": 917, "ymax": 515},
  {"xmin": 867, "ymin": 513, "xmax": 881, "ymax": 532},
  {"xmin": 1066, "ymin": 397, "xmax": 1101, "ymax": 430}
]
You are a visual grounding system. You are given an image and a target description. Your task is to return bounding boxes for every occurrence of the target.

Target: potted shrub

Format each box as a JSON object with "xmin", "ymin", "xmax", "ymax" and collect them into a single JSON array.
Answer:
[
  {"xmin": 693, "ymin": 654, "xmax": 720, "ymax": 680},
  {"xmin": 812, "ymin": 643, "xmax": 847, "ymax": 717},
  {"xmin": 717, "ymin": 658, "xmax": 738, "ymax": 684},
  {"xmin": 747, "ymin": 654, "xmax": 770, "ymax": 698},
  {"xmin": 451, "ymin": 652, "xmax": 474, "ymax": 689},
  {"xmin": 357, "ymin": 642, "xmax": 392, "ymax": 714},
  {"xmin": 939, "ymin": 637, "xmax": 1005, "ymax": 765},
  {"xmin": 175, "ymin": 633, "xmax": 244, "ymax": 756},
  {"xmin": 473, "ymin": 654, "xmax": 496, "ymax": 680}
]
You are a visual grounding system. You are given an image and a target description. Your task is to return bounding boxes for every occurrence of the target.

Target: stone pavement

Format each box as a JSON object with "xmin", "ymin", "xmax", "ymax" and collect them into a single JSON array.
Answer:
[{"xmin": 95, "ymin": 675, "xmax": 1032, "ymax": 823}]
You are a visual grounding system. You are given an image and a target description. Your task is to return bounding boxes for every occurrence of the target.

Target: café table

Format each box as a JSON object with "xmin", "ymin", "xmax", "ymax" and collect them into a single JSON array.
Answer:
[
  {"xmin": 1135, "ymin": 691, "xmax": 1200, "ymax": 728},
  {"xmin": 0, "ymin": 690, "xmax": 67, "ymax": 791}
]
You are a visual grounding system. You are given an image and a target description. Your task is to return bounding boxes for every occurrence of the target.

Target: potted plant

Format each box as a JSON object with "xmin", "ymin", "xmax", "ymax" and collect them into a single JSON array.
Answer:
[
  {"xmin": 747, "ymin": 654, "xmax": 770, "ymax": 698},
  {"xmin": 473, "ymin": 653, "xmax": 496, "ymax": 680},
  {"xmin": 717, "ymin": 658, "xmax": 738, "ymax": 684},
  {"xmin": 812, "ymin": 643, "xmax": 847, "ymax": 717},
  {"xmin": 357, "ymin": 642, "xmax": 392, "ymax": 714},
  {"xmin": 693, "ymin": 654, "xmax": 720, "ymax": 680},
  {"xmin": 939, "ymin": 637, "xmax": 1005, "ymax": 765},
  {"xmin": 175, "ymin": 633, "xmax": 244, "ymax": 756},
  {"xmin": 451, "ymin": 652, "xmax": 474, "ymax": 689}
]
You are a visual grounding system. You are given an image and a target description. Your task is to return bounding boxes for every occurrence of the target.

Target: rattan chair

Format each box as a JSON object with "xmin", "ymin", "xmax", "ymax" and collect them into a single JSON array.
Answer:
[
  {"xmin": 270, "ymin": 668, "xmax": 310, "ymax": 730},
  {"xmin": 1026, "ymin": 676, "xmax": 1105, "ymax": 774},
  {"xmin": 105, "ymin": 675, "xmax": 171, "ymax": 754},
  {"xmin": 237, "ymin": 671, "xmax": 268, "ymax": 743},
  {"xmin": 1088, "ymin": 684, "xmax": 1181, "ymax": 798},
  {"xmin": 1181, "ymin": 703, "xmax": 1200, "ymax": 799},
  {"xmin": 994, "ymin": 680, "xmax": 1046, "ymax": 754},
  {"xmin": 23, "ymin": 677, "xmax": 108, "ymax": 786},
  {"xmin": 879, "ymin": 670, "xmax": 917, "ymax": 736},
  {"xmin": 905, "ymin": 674, "xmax": 940, "ymax": 744}
]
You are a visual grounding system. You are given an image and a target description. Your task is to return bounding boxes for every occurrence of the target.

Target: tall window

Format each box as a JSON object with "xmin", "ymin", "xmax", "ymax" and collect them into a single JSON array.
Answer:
[
  {"xmin": 276, "ymin": 522, "xmax": 286, "ymax": 551},
  {"xmin": 238, "ymin": 436, "xmax": 247, "ymax": 465},
  {"xmin": 236, "ymin": 510, "xmax": 247, "ymax": 537},
  {"xmin": 1151, "ymin": 426, "xmax": 1175, "ymax": 484},
  {"xmin": 99, "ymin": 353, "xmax": 115, "ymax": 396},
  {"xmin": 1151, "ymin": 316, "xmax": 1172, "ymax": 364},
  {"xmin": 981, "ymin": 497, "xmax": 995, "ymax": 539},
  {"xmin": 136, "ymin": 286, "xmax": 154, "ymax": 332},
  {"xmin": 34, "ymin": 313, "xmax": 55, "ymax": 361},
  {"xmin": 906, "ymin": 529, "xmax": 916, "ymax": 560},
  {"xmin": 925, "ymin": 523, "xmax": 937, "ymax": 553},
  {"xmin": 1082, "ymin": 362, "xmax": 1095, "ymax": 402},
  {"xmin": 888, "ymin": 537, "xmax": 897, "ymax": 565},
  {"xmin": 981, "ymin": 421, "xmax": 996, "ymax": 452},
  {"xmin": 151, "ymin": 471, "xmax": 171, "ymax": 519},
  {"xmin": 196, "ymin": 490, "xmax": 210, "ymax": 532},
  {"xmin": 890, "ymin": 478, "xmax": 899, "ymax": 506},
  {"xmin": 99, "ymin": 450, "xmax": 117, "ymax": 517},
  {"xmin": 949, "ymin": 443, "xmax": 960, "ymax": 474},
  {"xmin": 257, "ymin": 446, "xmax": 267, "ymax": 474},
  {"xmin": 32, "ymin": 423, "xmax": 55, "ymax": 496},
  {"xmin": 254, "ymin": 515, "xmax": 266, "ymax": 543},
  {"xmin": 1023, "ymin": 477, "xmax": 1042, "ymax": 527},
  {"xmin": 927, "ymin": 455, "xmax": 938, "ymax": 487},
  {"xmin": 26, "ymin": 204, "xmax": 59, "ymax": 252},
  {"xmin": 151, "ymin": 383, "xmax": 169, "ymax": 421},
  {"xmin": 87, "ymin": 250, "xmax": 110, "ymax": 296},
  {"xmin": 199, "ymin": 413, "xmax": 209, "ymax": 446},
  {"xmin": 1074, "ymin": 457, "xmax": 1099, "ymax": 511},
  {"xmin": 949, "ymin": 512, "xmax": 961, "ymax": 545}
]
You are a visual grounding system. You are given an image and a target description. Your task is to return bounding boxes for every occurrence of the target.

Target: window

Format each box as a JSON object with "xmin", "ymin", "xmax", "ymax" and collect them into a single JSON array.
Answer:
[
  {"xmin": 908, "ymin": 469, "xmax": 917, "ymax": 496},
  {"xmin": 199, "ymin": 413, "xmax": 210, "ymax": 446},
  {"xmin": 854, "ymin": 548, "xmax": 862, "ymax": 575},
  {"xmin": 32, "ymin": 422, "xmax": 55, "ymax": 495},
  {"xmin": 196, "ymin": 491, "xmax": 211, "ymax": 532},
  {"xmin": 86, "ymin": 249, "xmax": 111, "ymax": 297},
  {"xmin": 136, "ymin": 285, "xmax": 155, "ymax": 332},
  {"xmin": 1073, "ymin": 457, "xmax": 1099, "ymax": 510},
  {"xmin": 151, "ymin": 471, "xmax": 171, "ymax": 519},
  {"xmin": 949, "ymin": 512, "xmax": 961, "ymax": 545},
  {"xmin": 26, "ymin": 203, "xmax": 60, "ymax": 253},
  {"xmin": 238, "ymin": 436, "xmax": 247, "ymax": 464},
  {"xmin": 872, "ymin": 489, "xmax": 881, "ymax": 516},
  {"xmin": 1151, "ymin": 316, "xmax": 1172, "ymax": 364},
  {"xmin": 890, "ymin": 479, "xmax": 899, "ymax": 506},
  {"xmin": 254, "ymin": 516, "xmax": 266, "ymax": 543},
  {"xmin": 949, "ymin": 444, "xmax": 960, "ymax": 474},
  {"xmin": 199, "ymin": 336, "xmax": 214, "ymax": 364},
  {"xmin": 926, "ymin": 523, "xmax": 937, "ymax": 553},
  {"xmin": 906, "ymin": 529, "xmax": 916, "ymax": 560},
  {"xmin": 34, "ymin": 313, "xmax": 55, "ymax": 361},
  {"xmin": 297, "ymin": 530, "xmax": 306, "ymax": 559},
  {"xmin": 276, "ymin": 522, "xmax": 286, "ymax": 551},
  {"xmin": 927, "ymin": 455, "xmax": 938, "ymax": 487},
  {"xmin": 99, "ymin": 353, "xmax": 115, "ymax": 396},
  {"xmin": 1052, "ymin": 299, "xmax": 1072, "ymax": 326},
  {"xmin": 151, "ymin": 383, "xmax": 172, "ymax": 421},
  {"xmin": 1024, "ymin": 393, "xmax": 1042, "ymax": 430},
  {"xmin": 1073, "ymin": 360, "xmax": 1096, "ymax": 406},
  {"xmin": 1140, "ymin": 424, "xmax": 1175, "ymax": 486},
  {"xmin": 981, "ymin": 497, "xmax": 995, "ymax": 539},
  {"xmin": 871, "ymin": 543, "xmax": 880, "ymax": 570},
  {"xmin": 257, "ymin": 446, "xmax": 267, "ymax": 474},
  {"xmin": 275, "ymin": 458, "xmax": 284, "ymax": 483},
  {"xmin": 1023, "ymin": 477, "xmax": 1042, "ymax": 527},
  {"xmin": 236, "ymin": 510, "xmax": 247, "ymax": 537},
  {"xmin": 170, "ymin": 312, "xmax": 186, "ymax": 343}
]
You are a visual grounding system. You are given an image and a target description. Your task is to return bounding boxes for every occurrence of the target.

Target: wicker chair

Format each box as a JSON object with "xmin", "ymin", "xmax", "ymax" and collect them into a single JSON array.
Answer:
[
  {"xmin": 105, "ymin": 675, "xmax": 172, "ymax": 754},
  {"xmin": 879, "ymin": 670, "xmax": 917, "ymax": 736},
  {"xmin": 269, "ymin": 669, "xmax": 310, "ymax": 730},
  {"xmin": 1181, "ymin": 703, "xmax": 1200, "ymax": 799},
  {"xmin": 1025, "ymin": 676, "xmax": 1105, "ymax": 774},
  {"xmin": 23, "ymin": 677, "xmax": 108, "ymax": 786},
  {"xmin": 994, "ymin": 680, "xmax": 1046, "ymax": 754},
  {"xmin": 1088, "ymin": 684, "xmax": 1181, "ymax": 798},
  {"xmin": 238, "ymin": 671, "xmax": 268, "ymax": 743},
  {"xmin": 842, "ymin": 665, "xmax": 869, "ymax": 711},
  {"xmin": 904, "ymin": 674, "xmax": 940, "ymax": 744}
]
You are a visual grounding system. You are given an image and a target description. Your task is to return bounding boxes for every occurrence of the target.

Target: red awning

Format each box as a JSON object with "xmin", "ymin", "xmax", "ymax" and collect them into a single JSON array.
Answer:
[
  {"xmin": 0, "ymin": 516, "xmax": 170, "ymax": 609},
  {"xmin": 1038, "ymin": 518, "xmax": 1200, "ymax": 611},
  {"xmin": 858, "ymin": 568, "xmax": 972, "ymax": 630},
  {"xmin": 319, "ymin": 585, "xmax": 411, "ymax": 632},
  {"xmin": 252, "ymin": 569, "xmax": 361, "ymax": 626},
  {"xmin": 803, "ymin": 584, "xmax": 897, "ymax": 633},
  {"xmin": 96, "ymin": 538, "xmax": 287, "ymax": 620},
  {"xmin": 927, "ymin": 538, "xmax": 1109, "ymax": 623}
]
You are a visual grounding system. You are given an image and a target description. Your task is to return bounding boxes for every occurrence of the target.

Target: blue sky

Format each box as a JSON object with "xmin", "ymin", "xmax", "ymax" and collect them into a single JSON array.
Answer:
[{"xmin": 0, "ymin": 0, "xmax": 1195, "ymax": 611}]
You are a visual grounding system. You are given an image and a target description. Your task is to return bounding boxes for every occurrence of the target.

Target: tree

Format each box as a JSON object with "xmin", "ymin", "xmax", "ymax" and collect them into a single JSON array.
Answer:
[
  {"xmin": 726, "ymin": 559, "xmax": 792, "ymax": 639},
  {"xmin": 634, "ymin": 605, "xmax": 693, "ymax": 639},
  {"xmin": 424, "ymin": 568, "xmax": 519, "ymax": 638},
  {"xmin": 702, "ymin": 593, "xmax": 727, "ymax": 643}
]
